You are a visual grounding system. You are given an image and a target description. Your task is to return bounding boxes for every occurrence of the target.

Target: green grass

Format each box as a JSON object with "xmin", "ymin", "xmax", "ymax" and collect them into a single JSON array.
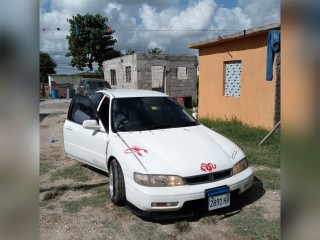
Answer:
[
  {"xmin": 199, "ymin": 118, "xmax": 280, "ymax": 168},
  {"xmin": 48, "ymin": 111, "xmax": 66, "ymax": 117},
  {"xmin": 42, "ymin": 190, "xmax": 62, "ymax": 201},
  {"xmin": 228, "ymin": 207, "xmax": 280, "ymax": 240},
  {"xmin": 51, "ymin": 163, "xmax": 92, "ymax": 182},
  {"xmin": 40, "ymin": 161, "xmax": 51, "ymax": 175},
  {"xmin": 130, "ymin": 222, "xmax": 171, "ymax": 240},
  {"xmin": 255, "ymin": 169, "xmax": 280, "ymax": 190},
  {"xmin": 101, "ymin": 218, "xmax": 122, "ymax": 237},
  {"xmin": 63, "ymin": 193, "xmax": 108, "ymax": 214}
]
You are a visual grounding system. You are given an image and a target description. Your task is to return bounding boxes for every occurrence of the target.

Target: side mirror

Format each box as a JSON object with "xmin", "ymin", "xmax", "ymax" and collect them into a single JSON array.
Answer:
[
  {"xmin": 83, "ymin": 120, "xmax": 100, "ymax": 130},
  {"xmin": 192, "ymin": 112, "xmax": 198, "ymax": 119}
]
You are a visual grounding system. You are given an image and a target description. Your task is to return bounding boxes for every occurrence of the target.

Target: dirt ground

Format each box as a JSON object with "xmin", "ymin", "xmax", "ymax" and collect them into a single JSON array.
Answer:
[{"xmin": 39, "ymin": 99, "xmax": 280, "ymax": 240}]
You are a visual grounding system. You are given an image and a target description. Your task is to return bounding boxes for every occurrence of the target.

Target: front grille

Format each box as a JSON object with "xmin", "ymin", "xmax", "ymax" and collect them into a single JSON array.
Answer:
[{"xmin": 184, "ymin": 169, "xmax": 232, "ymax": 185}]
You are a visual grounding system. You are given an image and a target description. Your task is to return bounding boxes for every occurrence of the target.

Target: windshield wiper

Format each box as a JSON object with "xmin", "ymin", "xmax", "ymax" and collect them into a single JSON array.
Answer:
[
  {"xmin": 150, "ymin": 125, "xmax": 172, "ymax": 130},
  {"xmin": 182, "ymin": 121, "xmax": 197, "ymax": 127}
]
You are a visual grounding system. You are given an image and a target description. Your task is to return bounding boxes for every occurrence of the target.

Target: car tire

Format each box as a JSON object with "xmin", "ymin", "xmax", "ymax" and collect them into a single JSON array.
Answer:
[{"xmin": 109, "ymin": 159, "xmax": 126, "ymax": 206}]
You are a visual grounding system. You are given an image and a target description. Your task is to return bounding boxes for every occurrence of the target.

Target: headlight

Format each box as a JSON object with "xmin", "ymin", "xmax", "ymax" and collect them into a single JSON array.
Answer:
[
  {"xmin": 134, "ymin": 172, "xmax": 186, "ymax": 187},
  {"xmin": 233, "ymin": 158, "xmax": 249, "ymax": 175}
]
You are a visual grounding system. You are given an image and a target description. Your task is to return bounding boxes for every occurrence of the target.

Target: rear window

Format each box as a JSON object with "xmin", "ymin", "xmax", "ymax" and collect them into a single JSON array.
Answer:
[{"xmin": 86, "ymin": 81, "xmax": 111, "ymax": 90}]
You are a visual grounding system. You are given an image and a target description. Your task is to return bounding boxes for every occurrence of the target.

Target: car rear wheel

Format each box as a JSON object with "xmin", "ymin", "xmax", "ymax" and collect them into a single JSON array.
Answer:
[{"xmin": 109, "ymin": 159, "xmax": 126, "ymax": 206}]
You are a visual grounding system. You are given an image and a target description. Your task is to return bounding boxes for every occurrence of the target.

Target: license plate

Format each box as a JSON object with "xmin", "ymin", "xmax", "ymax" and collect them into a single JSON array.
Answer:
[
  {"xmin": 208, "ymin": 193, "xmax": 230, "ymax": 211},
  {"xmin": 205, "ymin": 185, "xmax": 230, "ymax": 211}
]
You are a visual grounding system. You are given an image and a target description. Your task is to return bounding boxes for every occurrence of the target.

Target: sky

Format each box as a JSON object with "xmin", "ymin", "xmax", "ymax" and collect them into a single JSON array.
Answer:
[{"xmin": 40, "ymin": 0, "xmax": 280, "ymax": 74}]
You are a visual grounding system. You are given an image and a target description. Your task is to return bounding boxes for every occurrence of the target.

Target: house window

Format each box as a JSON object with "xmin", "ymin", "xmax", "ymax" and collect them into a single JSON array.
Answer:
[
  {"xmin": 177, "ymin": 67, "xmax": 188, "ymax": 79},
  {"xmin": 224, "ymin": 61, "xmax": 241, "ymax": 97},
  {"xmin": 110, "ymin": 69, "xmax": 116, "ymax": 85},
  {"xmin": 126, "ymin": 66, "xmax": 131, "ymax": 82}
]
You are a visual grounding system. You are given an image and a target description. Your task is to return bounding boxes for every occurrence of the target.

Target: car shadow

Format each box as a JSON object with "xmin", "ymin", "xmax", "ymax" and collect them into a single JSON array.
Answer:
[
  {"xmin": 128, "ymin": 176, "xmax": 265, "ymax": 223},
  {"xmin": 81, "ymin": 164, "xmax": 108, "ymax": 177}
]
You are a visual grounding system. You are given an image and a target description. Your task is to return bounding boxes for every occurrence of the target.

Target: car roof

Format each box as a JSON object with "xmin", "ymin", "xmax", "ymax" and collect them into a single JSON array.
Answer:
[
  {"xmin": 97, "ymin": 89, "xmax": 168, "ymax": 98},
  {"xmin": 82, "ymin": 78, "xmax": 108, "ymax": 82}
]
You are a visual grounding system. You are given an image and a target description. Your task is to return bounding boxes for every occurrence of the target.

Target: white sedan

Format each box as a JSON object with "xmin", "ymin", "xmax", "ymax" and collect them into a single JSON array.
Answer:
[{"xmin": 63, "ymin": 89, "xmax": 254, "ymax": 213}]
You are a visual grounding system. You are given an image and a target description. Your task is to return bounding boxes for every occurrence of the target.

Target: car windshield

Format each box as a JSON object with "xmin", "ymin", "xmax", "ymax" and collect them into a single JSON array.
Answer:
[{"xmin": 111, "ymin": 97, "xmax": 198, "ymax": 132}]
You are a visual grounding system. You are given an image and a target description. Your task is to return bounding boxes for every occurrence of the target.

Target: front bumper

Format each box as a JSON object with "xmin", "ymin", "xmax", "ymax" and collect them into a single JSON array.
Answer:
[{"xmin": 125, "ymin": 167, "xmax": 254, "ymax": 212}]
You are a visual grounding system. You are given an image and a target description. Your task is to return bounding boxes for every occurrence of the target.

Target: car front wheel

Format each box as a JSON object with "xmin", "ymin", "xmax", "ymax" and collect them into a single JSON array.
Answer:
[{"xmin": 109, "ymin": 159, "xmax": 126, "ymax": 206}]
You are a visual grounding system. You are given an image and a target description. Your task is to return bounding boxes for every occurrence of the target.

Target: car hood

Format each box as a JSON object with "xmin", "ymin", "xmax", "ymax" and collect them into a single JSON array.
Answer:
[{"xmin": 118, "ymin": 125, "xmax": 245, "ymax": 177}]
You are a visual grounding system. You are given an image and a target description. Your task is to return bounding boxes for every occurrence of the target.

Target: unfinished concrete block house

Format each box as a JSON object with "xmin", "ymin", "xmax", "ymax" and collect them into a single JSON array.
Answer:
[{"xmin": 103, "ymin": 53, "xmax": 197, "ymax": 107}]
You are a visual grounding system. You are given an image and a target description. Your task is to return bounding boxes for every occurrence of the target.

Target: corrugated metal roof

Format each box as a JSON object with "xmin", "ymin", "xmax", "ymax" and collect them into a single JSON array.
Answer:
[{"xmin": 188, "ymin": 23, "xmax": 280, "ymax": 49}]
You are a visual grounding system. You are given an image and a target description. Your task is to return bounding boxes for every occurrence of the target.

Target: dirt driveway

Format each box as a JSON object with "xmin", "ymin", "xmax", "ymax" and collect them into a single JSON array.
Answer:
[{"xmin": 40, "ymin": 99, "xmax": 280, "ymax": 240}]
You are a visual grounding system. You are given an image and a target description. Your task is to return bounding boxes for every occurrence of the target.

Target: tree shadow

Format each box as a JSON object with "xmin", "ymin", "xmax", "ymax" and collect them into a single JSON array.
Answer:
[
  {"xmin": 40, "ymin": 182, "xmax": 107, "ymax": 193},
  {"xmin": 40, "ymin": 113, "xmax": 50, "ymax": 123},
  {"xmin": 128, "ymin": 176, "xmax": 265, "ymax": 223}
]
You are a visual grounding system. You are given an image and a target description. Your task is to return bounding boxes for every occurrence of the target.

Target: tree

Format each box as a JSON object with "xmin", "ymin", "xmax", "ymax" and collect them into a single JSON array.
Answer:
[
  {"xmin": 40, "ymin": 52, "xmax": 56, "ymax": 83},
  {"xmin": 148, "ymin": 48, "xmax": 162, "ymax": 54},
  {"xmin": 66, "ymin": 13, "xmax": 121, "ymax": 71}
]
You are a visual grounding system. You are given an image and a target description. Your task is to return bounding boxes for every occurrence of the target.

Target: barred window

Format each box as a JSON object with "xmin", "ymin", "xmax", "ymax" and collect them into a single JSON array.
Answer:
[
  {"xmin": 110, "ymin": 69, "xmax": 116, "ymax": 85},
  {"xmin": 224, "ymin": 61, "xmax": 241, "ymax": 97},
  {"xmin": 126, "ymin": 66, "xmax": 131, "ymax": 82}
]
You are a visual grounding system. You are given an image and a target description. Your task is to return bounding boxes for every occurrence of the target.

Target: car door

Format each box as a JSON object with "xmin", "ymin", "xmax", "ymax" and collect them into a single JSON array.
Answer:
[{"xmin": 63, "ymin": 94, "xmax": 108, "ymax": 171}]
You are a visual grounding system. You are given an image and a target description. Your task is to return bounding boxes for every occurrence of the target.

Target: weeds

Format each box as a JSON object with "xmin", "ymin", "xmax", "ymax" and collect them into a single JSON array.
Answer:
[
  {"xmin": 102, "ymin": 218, "xmax": 122, "ymax": 236},
  {"xmin": 40, "ymin": 161, "xmax": 51, "ymax": 175},
  {"xmin": 48, "ymin": 111, "xmax": 66, "ymax": 117},
  {"xmin": 200, "ymin": 215, "xmax": 219, "ymax": 224},
  {"xmin": 63, "ymin": 193, "xmax": 108, "ymax": 214},
  {"xmin": 200, "ymin": 118, "xmax": 280, "ymax": 168},
  {"xmin": 51, "ymin": 163, "xmax": 92, "ymax": 182},
  {"xmin": 254, "ymin": 169, "xmax": 280, "ymax": 190},
  {"xmin": 130, "ymin": 222, "xmax": 163, "ymax": 240},
  {"xmin": 228, "ymin": 206, "xmax": 280, "ymax": 239},
  {"xmin": 43, "ymin": 190, "xmax": 61, "ymax": 201},
  {"xmin": 174, "ymin": 221, "xmax": 191, "ymax": 233}
]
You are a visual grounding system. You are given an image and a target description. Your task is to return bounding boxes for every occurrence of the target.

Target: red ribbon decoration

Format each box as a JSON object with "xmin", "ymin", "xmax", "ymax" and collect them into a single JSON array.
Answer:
[{"xmin": 200, "ymin": 163, "xmax": 216, "ymax": 172}]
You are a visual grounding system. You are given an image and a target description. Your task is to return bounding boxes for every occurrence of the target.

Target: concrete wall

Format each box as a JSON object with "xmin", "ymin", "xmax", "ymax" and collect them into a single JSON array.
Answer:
[
  {"xmin": 103, "ymin": 54, "xmax": 138, "ymax": 89},
  {"xmin": 103, "ymin": 53, "xmax": 197, "ymax": 100},
  {"xmin": 48, "ymin": 75, "xmax": 82, "ymax": 93},
  {"xmin": 198, "ymin": 33, "xmax": 276, "ymax": 130}
]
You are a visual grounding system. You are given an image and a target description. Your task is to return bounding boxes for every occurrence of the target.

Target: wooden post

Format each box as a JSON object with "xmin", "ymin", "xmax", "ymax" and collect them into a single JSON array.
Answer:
[{"xmin": 259, "ymin": 121, "xmax": 281, "ymax": 146}]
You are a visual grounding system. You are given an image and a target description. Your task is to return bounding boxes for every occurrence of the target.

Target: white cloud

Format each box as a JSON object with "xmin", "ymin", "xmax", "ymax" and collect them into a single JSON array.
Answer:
[
  {"xmin": 238, "ymin": 0, "xmax": 280, "ymax": 27},
  {"xmin": 40, "ymin": 0, "xmax": 280, "ymax": 74},
  {"xmin": 214, "ymin": 7, "xmax": 252, "ymax": 30}
]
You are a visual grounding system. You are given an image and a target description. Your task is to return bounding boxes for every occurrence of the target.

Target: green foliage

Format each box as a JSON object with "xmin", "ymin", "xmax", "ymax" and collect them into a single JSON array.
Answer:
[
  {"xmin": 229, "ymin": 207, "xmax": 280, "ymax": 239},
  {"xmin": 63, "ymin": 193, "xmax": 108, "ymax": 213},
  {"xmin": 40, "ymin": 161, "xmax": 50, "ymax": 175},
  {"xmin": 255, "ymin": 169, "xmax": 280, "ymax": 190},
  {"xmin": 95, "ymin": 65, "xmax": 104, "ymax": 76},
  {"xmin": 40, "ymin": 52, "xmax": 56, "ymax": 83},
  {"xmin": 66, "ymin": 13, "xmax": 121, "ymax": 71},
  {"xmin": 200, "ymin": 118, "xmax": 280, "ymax": 168},
  {"xmin": 51, "ymin": 163, "xmax": 92, "ymax": 182},
  {"xmin": 130, "ymin": 222, "xmax": 170, "ymax": 240},
  {"xmin": 148, "ymin": 47, "xmax": 162, "ymax": 54}
]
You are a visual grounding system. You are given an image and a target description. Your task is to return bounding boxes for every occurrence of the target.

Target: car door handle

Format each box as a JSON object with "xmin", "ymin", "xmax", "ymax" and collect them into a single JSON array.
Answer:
[{"xmin": 65, "ymin": 126, "xmax": 72, "ymax": 131}]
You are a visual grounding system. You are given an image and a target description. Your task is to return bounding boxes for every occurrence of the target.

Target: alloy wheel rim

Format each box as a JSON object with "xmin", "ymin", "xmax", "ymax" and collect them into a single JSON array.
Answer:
[{"xmin": 109, "ymin": 166, "xmax": 114, "ymax": 197}]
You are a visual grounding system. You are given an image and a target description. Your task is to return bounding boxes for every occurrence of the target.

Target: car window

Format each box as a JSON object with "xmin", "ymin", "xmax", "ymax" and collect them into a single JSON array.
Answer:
[
  {"xmin": 111, "ymin": 97, "xmax": 198, "ymax": 132},
  {"xmin": 68, "ymin": 95, "xmax": 98, "ymax": 124},
  {"xmin": 98, "ymin": 81, "xmax": 111, "ymax": 89},
  {"xmin": 88, "ymin": 93, "xmax": 104, "ymax": 108},
  {"xmin": 98, "ymin": 97, "xmax": 110, "ymax": 132},
  {"xmin": 79, "ymin": 80, "xmax": 84, "ymax": 87}
]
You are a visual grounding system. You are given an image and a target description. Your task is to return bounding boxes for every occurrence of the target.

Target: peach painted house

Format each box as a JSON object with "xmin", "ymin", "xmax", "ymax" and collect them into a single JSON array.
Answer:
[{"xmin": 188, "ymin": 23, "xmax": 280, "ymax": 130}]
